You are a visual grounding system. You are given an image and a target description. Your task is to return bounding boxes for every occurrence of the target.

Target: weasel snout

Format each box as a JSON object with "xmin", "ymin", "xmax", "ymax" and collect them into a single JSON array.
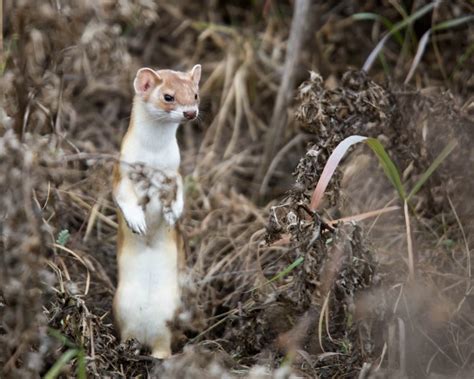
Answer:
[{"xmin": 183, "ymin": 110, "xmax": 197, "ymax": 120}]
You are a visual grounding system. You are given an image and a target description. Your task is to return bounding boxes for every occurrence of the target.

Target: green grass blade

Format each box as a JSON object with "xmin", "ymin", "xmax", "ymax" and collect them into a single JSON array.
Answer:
[
  {"xmin": 388, "ymin": 1, "xmax": 438, "ymax": 34},
  {"xmin": 191, "ymin": 21, "xmax": 237, "ymax": 35},
  {"xmin": 451, "ymin": 42, "xmax": 474, "ymax": 78},
  {"xmin": 365, "ymin": 138, "xmax": 406, "ymax": 200},
  {"xmin": 406, "ymin": 140, "xmax": 457, "ymax": 201},
  {"xmin": 406, "ymin": 15, "xmax": 474, "ymax": 83},
  {"xmin": 48, "ymin": 328, "xmax": 76, "ymax": 348},
  {"xmin": 353, "ymin": 12, "xmax": 380, "ymax": 21},
  {"xmin": 250, "ymin": 256, "xmax": 305, "ymax": 292},
  {"xmin": 47, "ymin": 328, "xmax": 87, "ymax": 378},
  {"xmin": 377, "ymin": 50, "xmax": 391, "ymax": 77},
  {"xmin": 363, "ymin": 1, "xmax": 438, "ymax": 71},
  {"xmin": 43, "ymin": 349, "xmax": 78, "ymax": 379},
  {"xmin": 353, "ymin": 12, "xmax": 403, "ymax": 45},
  {"xmin": 310, "ymin": 135, "xmax": 405, "ymax": 209},
  {"xmin": 76, "ymin": 349, "xmax": 87, "ymax": 379},
  {"xmin": 267, "ymin": 256, "xmax": 305, "ymax": 284},
  {"xmin": 432, "ymin": 15, "xmax": 474, "ymax": 32}
]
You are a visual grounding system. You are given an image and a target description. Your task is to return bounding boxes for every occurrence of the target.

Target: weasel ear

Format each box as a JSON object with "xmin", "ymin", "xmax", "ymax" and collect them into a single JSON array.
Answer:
[
  {"xmin": 134, "ymin": 68, "xmax": 161, "ymax": 96},
  {"xmin": 189, "ymin": 64, "xmax": 201, "ymax": 86}
]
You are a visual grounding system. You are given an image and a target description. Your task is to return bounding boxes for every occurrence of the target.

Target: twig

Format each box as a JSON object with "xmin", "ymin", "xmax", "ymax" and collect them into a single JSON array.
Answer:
[
  {"xmin": 256, "ymin": 0, "xmax": 312, "ymax": 193},
  {"xmin": 327, "ymin": 205, "xmax": 400, "ymax": 226},
  {"xmin": 259, "ymin": 134, "xmax": 306, "ymax": 196},
  {"xmin": 63, "ymin": 152, "xmax": 118, "ymax": 162},
  {"xmin": 419, "ymin": 327, "xmax": 461, "ymax": 368},
  {"xmin": 223, "ymin": 66, "xmax": 246, "ymax": 158}
]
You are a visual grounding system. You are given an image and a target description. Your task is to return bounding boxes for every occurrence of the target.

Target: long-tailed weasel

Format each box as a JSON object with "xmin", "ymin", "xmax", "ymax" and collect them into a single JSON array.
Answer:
[{"xmin": 112, "ymin": 64, "xmax": 201, "ymax": 359}]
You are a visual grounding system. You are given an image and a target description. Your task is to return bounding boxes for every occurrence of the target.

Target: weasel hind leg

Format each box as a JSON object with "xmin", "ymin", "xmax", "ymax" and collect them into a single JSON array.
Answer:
[{"xmin": 150, "ymin": 331, "xmax": 172, "ymax": 359}]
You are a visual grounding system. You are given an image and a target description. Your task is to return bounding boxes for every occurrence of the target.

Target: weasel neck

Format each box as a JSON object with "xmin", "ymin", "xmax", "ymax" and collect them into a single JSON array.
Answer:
[
  {"xmin": 121, "ymin": 97, "xmax": 181, "ymax": 172},
  {"xmin": 130, "ymin": 97, "xmax": 180, "ymax": 151}
]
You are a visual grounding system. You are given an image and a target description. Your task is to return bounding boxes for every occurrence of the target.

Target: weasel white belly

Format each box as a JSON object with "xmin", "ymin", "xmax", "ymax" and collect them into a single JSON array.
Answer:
[{"xmin": 115, "ymin": 225, "xmax": 180, "ymax": 348}]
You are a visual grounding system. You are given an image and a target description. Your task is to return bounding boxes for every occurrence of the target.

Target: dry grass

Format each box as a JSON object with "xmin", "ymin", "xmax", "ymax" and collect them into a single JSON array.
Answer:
[{"xmin": 1, "ymin": 0, "xmax": 473, "ymax": 378}]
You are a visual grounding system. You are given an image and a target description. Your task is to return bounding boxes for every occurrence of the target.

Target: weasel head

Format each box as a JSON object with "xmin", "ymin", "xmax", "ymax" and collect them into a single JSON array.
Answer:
[{"xmin": 133, "ymin": 65, "xmax": 201, "ymax": 123}]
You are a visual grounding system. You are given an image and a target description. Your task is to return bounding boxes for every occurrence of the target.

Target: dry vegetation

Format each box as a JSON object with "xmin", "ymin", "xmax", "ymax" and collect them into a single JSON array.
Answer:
[{"xmin": 1, "ymin": 0, "xmax": 474, "ymax": 378}]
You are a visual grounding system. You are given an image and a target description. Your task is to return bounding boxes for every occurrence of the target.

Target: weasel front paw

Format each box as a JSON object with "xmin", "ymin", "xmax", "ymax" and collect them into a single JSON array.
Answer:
[
  {"xmin": 123, "ymin": 205, "xmax": 147, "ymax": 235},
  {"xmin": 163, "ymin": 196, "xmax": 183, "ymax": 226},
  {"xmin": 163, "ymin": 209, "xmax": 178, "ymax": 226}
]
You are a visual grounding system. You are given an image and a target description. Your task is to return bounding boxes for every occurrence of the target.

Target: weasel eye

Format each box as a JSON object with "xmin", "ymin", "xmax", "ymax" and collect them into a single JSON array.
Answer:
[
  {"xmin": 194, "ymin": 94, "xmax": 198, "ymax": 100},
  {"xmin": 164, "ymin": 94, "xmax": 174, "ymax": 102}
]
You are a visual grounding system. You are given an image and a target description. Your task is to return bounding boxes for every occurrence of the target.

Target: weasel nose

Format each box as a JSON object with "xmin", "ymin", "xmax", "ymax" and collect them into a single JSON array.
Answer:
[{"xmin": 183, "ymin": 110, "xmax": 197, "ymax": 120}]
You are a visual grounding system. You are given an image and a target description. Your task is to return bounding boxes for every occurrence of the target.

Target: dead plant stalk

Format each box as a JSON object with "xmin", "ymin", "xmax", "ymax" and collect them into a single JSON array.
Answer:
[{"xmin": 257, "ymin": 0, "xmax": 311, "ymax": 195}]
